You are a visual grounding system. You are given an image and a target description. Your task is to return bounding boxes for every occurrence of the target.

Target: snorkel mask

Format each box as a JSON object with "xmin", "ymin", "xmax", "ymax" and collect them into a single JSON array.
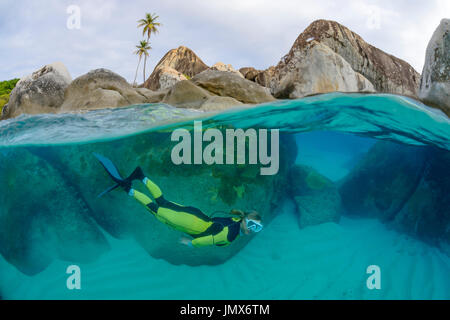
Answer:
[{"xmin": 245, "ymin": 218, "xmax": 263, "ymax": 233}]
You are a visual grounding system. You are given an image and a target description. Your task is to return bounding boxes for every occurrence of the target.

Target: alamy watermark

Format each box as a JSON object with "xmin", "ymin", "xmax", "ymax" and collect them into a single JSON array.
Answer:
[
  {"xmin": 66, "ymin": 5, "xmax": 81, "ymax": 30},
  {"xmin": 171, "ymin": 121, "xmax": 279, "ymax": 175},
  {"xmin": 66, "ymin": 265, "xmax": 81, "ymax": 290},
  {"xmin": 366, "ymin": 265, "xmax": 381, "ymax": 290},
  {"xmin": 365, "ymin": 5, "xmax": 381, "ymax": 30}
]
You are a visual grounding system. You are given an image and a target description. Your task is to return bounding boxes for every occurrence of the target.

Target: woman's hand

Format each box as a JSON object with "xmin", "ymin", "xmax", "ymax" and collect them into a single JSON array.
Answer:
[{"xmin": 179, "ymin": 237, "xmax": 193, "ymax": 247}]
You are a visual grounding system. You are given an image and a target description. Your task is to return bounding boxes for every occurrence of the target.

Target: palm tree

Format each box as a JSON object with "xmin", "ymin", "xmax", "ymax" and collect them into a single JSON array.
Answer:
[
  {"xmin": 137, "ymin": 13, "xmax": 161, "ymax": 82},
  {"xmin": 138, "ymin": 13, "xmax": 161, "ymax": 40},
  {"xmin": 133, "ymin": 40, "xmax": 151, "ymax": 85}
]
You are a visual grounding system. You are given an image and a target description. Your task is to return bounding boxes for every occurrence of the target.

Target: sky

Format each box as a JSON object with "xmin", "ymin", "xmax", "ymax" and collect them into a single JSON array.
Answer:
[{"xmin": 0, "ymin": 0, "xmax": 448, "ymax": 83}]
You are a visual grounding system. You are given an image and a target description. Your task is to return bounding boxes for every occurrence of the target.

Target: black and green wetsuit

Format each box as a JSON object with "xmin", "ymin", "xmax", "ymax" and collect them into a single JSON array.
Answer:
[{"xmin": 131, "ymin": 178, "xmax": 242, "ymax": 247}]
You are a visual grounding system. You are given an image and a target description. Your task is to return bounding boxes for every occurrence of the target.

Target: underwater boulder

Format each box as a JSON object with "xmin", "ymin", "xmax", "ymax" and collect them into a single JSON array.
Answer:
[
  {"xmin": 0, "ymin": 148, "xmax": 109, "ymax": 275},
  {"xmin": 339, "ymin": 140, "xmax": 450, "ymax": 248},
  {"xmin": 30, "ymin": 142, "xmax": 143, "ymax": 240},
  {"xmin": 392, "ymin": 147, "xmax": 450, "ymax": 246},
  {"xmin": 289, "ymin": 165, "xmax": 341, "ymax": 228},
  {"xmin": 339, "ymin": 141, "xmax": 428, "ymax": 221}
]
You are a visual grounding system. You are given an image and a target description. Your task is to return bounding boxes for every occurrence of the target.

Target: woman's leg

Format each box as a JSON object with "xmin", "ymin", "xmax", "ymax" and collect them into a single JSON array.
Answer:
[
  {"xmin": 128, "ymin": 189, "xmax": 159, "ymax": 214},
  {"xmin": 129, "ymin": 186, "xmax": 209, "ymax": 234},
  {"xmin": 140, "ymin": 176, "xmax": 211, "ymax": 221},
  {"xmin": 142, "ymin": 177, "xmax": 163, "ymax": 200},
  {"xmin": 132, "ymin": 177, "xmax": 213, "ymax": 234}
]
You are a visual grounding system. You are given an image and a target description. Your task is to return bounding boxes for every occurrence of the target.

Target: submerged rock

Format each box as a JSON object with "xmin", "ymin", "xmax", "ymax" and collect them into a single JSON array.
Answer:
[
  {"xmin": 340, "ymin": 140, "xmax": 450, "ymax": 248},
  {"xmin": 60, "ymin": 69, "xmax": 147, "ymax": 111},
  {"xmin": 418, "ymin": 19, "xmax": 450, "ymax": 116},
  {"xmin": 393, "ymin": 148, "xmax": 450, "ymax": 247},
  {"xmin": 289, "ymin": 165, "xmax": 341, "ymax": 227},
  {"xmin": 339, "ymin": 141, "xmax": 428, "ymax": 220},
  {"xmin": 144, "ymin": 46, "xmax": 209, "ymax": 90},
  {"xmin": 192, "ymin": 69, "xmax": 275, "ymax": 104},
  {"xmin": 0, "ymin": 148, "xmax": 109, "ymax": 275},
  {"xmin": 3, "ymin": 62, "xmax": 72, "ymax": 119}
]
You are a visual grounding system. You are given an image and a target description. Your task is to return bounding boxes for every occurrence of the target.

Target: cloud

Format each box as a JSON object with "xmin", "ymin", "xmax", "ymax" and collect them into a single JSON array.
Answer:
[{"xmin": 0, "ymin": 0, "xmax": 447, "ymax": 82}]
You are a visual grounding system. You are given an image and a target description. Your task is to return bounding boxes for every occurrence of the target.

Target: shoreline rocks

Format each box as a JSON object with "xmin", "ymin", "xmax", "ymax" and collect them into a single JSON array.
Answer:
[
  {"xmin": 161, "ymin": 79, "xmax": 244, "ymax": 111},
  {"xmin": 239, "ymin": 67, "xmax": 260, "ymax": 81},
  {"xmin": 274, "ymin": 19, "xmax": 420, "ymax": 97},
  {"xmin": 2, "ymin": 19, "xmax": 449, "ymax": 119},
  {"xmin": 210, "ymin": 62, "xmax": 244, "ymax": 78},
  {"xmin": 267, "ymin": 40, "xmax": 376, "ymax": 98},
  {"xmin": 192, "ymin": 69, "xmax": 275, "ymax": 104},
  {"xmin": 3, "ymin": 62, "xmax": 72, "ymax": 119},
  {"xmin": 143, "ymin": 46, "xmax": 208, "ymax": 90},
  {"xmin": 147, "ymin": 66, "xmax": 188, "ymax": 91},
  {"xmin": 162, "ymin": 80, "xmax": 211, "ymax": 109},
  {"xmin": 418, "ymin": 19, "xmax": 450, "ymax": 116},
  {"xmin": 61, "ymin": 68, "xmax": 148, "ymax": 112}
]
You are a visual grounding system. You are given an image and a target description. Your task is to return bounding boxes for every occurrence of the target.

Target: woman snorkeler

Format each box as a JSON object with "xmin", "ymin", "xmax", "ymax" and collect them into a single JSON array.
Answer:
[{"xmin": 94, "ymin": 153, "xmax": 264, "ymax": 248}]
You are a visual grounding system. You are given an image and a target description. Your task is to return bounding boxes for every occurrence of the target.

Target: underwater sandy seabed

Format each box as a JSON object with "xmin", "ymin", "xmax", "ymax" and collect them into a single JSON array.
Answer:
[{"xmin": 0, "ymin": 202, "xmax": 448, "ymax": 300}]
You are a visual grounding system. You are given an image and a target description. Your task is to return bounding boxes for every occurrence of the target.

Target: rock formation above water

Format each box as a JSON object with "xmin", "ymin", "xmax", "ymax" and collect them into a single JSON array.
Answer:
[
  {"xmin": 2, "ymin": 19, "xmax": 449, "ymax": 120},
  {"xmin": 264, "ymin": 40, "xmax": 376, "ymax": 98},
  {"xmin": 61, "ymin": 68, "xmax": 149, "ymax": 112},
  {"xmin": 418, "ymin": 19, "xmax": 450, "ymax": 116},
  {"xmin": 3, "ymin": 62, "xmax": 72, "ymax": 119},
  {"xmin": 255, "ymin": 20, "xmax": 420, "ymax": 98},
  {"xmin": 210, "ymin": 62, "xmax": 244, "ymax": 78},
  {"xmin": 192, "ymin": 69, "xmax": 275, "ymax": 104},
  {"xmin": 143, "ymin": 46, "xmax": 209, "ymax": 91}
]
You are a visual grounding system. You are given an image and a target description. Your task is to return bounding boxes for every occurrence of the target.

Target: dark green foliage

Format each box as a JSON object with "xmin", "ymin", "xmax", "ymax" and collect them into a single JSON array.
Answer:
[
  {"xmin": 0, "ymin": 79, "xmax": 19, "ymax": 112},
  {"xmin": 0, "ymin": 79, "xmax": 19, "ymax": 95}
]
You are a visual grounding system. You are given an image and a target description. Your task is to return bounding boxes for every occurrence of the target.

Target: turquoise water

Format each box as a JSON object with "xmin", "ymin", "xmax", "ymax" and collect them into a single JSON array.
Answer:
[{"xmin": 0, "ymin": 93, "xmax": 449, "ymax": 299}]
